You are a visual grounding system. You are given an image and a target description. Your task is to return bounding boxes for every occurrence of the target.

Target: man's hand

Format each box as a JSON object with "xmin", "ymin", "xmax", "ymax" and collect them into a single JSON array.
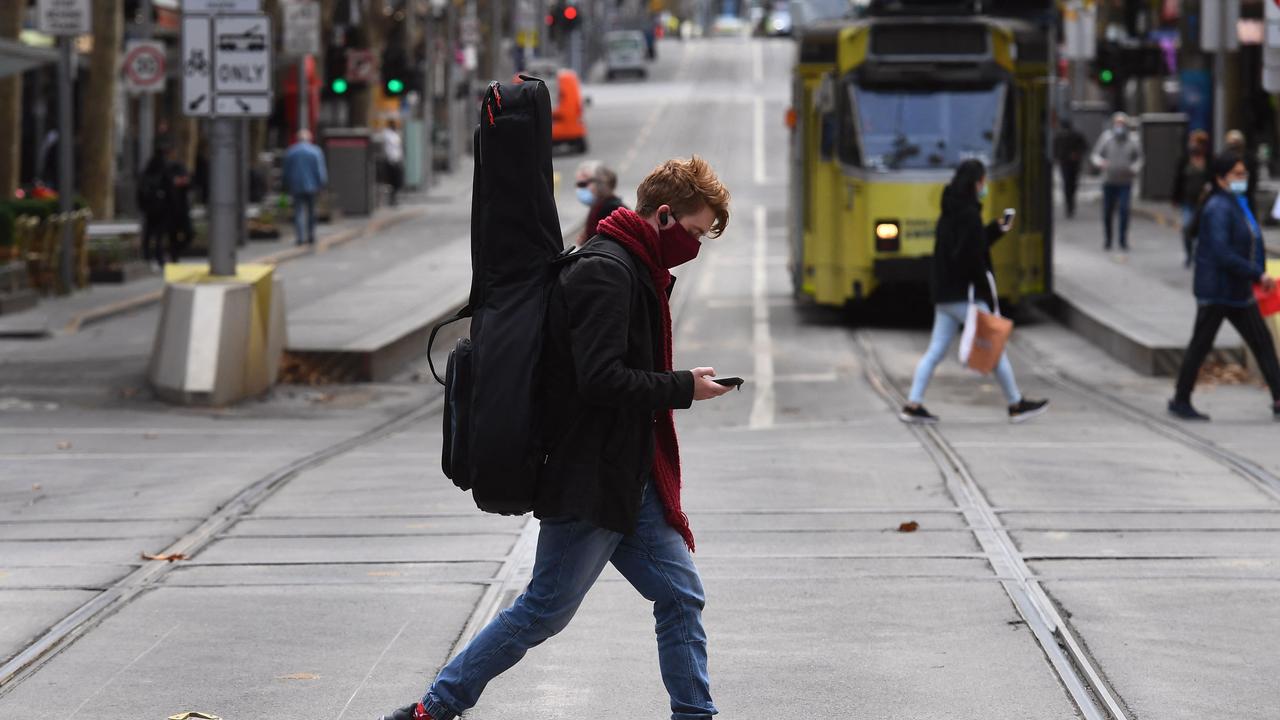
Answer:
[
  {"xmin": 692, "ymin": 367, "xmax": 733, "ymax": 401},
  {"xmin": 1261, "ymin": 274, "xmax": 1277, "ymax": 293}
]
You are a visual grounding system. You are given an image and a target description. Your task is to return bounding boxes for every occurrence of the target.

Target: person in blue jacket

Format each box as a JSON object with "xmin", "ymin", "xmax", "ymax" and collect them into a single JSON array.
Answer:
[
  {"xmin": 1170, "ymin": 152, "xmax": 1280, "ymax": 421},
  {"xmin": 282, "ymin": 129, "xmax": 328, "ymax": 246}
]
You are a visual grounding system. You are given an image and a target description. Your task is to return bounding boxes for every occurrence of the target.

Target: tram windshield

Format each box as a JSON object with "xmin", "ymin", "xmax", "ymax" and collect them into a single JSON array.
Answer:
[{"xmin": 844, "ymin": 82, "xmax": 1011, "ymax": 171}]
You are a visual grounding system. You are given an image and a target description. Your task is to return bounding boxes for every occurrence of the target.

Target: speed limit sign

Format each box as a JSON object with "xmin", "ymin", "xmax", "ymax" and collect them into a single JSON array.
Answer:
[{"xmin": 123, "ymin": 40, "xmax": 166, "ymax": 94}]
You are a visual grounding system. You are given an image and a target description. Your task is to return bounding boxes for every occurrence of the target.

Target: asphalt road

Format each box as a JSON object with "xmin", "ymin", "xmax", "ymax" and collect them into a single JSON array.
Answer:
[{"xmin": 2, "ymin": 36, "xmax": 1278, "ymax": 720}]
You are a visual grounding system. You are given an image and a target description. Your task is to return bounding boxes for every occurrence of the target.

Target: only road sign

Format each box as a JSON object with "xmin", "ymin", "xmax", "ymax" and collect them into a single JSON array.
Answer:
[
  {"xmin": 213, "ymin": 15, "xmax": 272, "ymax": 94},
  {"xmin": 123, "ymin": 40, "xmax": 167, "ymax": 94},
  {"xmin": 215, "ymin": 95, "xmax": 271, "ymax": 116}
]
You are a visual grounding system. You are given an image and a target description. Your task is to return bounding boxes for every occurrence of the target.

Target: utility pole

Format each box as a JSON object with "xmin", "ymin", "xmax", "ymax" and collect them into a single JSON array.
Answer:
[
  {"xmin": 57, "ymin": 37, "xmax": 74, "ymax": 291},
  {"xmin": 208, "ymin": 118, "xmax": 238, "ymax": 276},
  {"xmin": 421, "ymin": 4, "xmax": 435, "ymax": 191},
  {"xmin": 139, "ymin": 0, "xmax": 155, "ymax": 169}
]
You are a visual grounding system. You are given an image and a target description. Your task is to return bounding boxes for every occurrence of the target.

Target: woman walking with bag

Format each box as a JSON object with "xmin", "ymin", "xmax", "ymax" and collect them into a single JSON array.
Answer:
[
  {"xmin": 1169, "ymin": 152, "xmax": 1280, "ymax": 421},
  {"xmin": 899, "ymin": 160, "xmax": 1049, "ymax": 425}
]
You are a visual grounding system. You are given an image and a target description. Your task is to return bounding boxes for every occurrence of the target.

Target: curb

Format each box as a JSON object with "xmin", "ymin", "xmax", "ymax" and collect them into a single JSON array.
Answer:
[{"xmin": 62, "ymin": 206, "xmax": 428, "ymax": 334}]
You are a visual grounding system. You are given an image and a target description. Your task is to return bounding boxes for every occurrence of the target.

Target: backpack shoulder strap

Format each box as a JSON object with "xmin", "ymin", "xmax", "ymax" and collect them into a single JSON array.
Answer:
[{"xmin": 427, "ymin": 303, "xmax": 472, "ymax": 386}]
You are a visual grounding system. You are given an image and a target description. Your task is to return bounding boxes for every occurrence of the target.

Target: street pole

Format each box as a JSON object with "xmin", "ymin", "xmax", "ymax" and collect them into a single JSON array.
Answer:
[
  {"xmin": 139, "ymin": 0, "xmax": 155, "ymax": 169},
  {"xmin": 1214, "ymin": 0, "xmax": 1228, "ymax": 153},
  {"xmin": 208, "ymin": 117, "xmax": 238, "ymax": 276},
  {"xmin": 297, "ymin": 56, "xmax": 309, "ymax": 133},
  {"xmin": 57, "ymin": 37, "xmax": 74, "ymax": 292},
  {"xmin": 422, "ymin": 7, "xmax": 435, "ymax": 191},
  {"xmin": 490, "ymin": 0, "xmax": 502, "ymax": 80}
]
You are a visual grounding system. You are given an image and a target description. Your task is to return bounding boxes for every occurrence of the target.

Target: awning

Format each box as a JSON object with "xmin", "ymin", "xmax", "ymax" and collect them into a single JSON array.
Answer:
[{"xmin": 0, "ymin": 38, "xmax": 58, "ymax": 79}]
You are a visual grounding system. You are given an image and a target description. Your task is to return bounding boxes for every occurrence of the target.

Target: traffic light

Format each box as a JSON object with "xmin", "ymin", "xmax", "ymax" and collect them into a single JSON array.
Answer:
[
  {"xmin": 562, "ymin": 3, "xmax": 580, "ymax": 29},
  {"xmin": 331, "ymin": 77, "xmax": 350, "ymax": 95},
  {"xmin": 381, "ymin": 44, "xmax": 410, "ymax": 96},
  {"xmin": 325, "ymin": 44, "xmax": 349, "ymax": 97}
]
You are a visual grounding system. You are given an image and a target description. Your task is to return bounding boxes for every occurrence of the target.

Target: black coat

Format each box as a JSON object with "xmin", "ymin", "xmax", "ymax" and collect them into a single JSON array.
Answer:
[
  {"xmin": 535, "ymin": 236, "xmax": 695, "ymax": 534},
  {"xmin": 930, "ymin": 185, "xmax": 1005, "ymax": 306}
]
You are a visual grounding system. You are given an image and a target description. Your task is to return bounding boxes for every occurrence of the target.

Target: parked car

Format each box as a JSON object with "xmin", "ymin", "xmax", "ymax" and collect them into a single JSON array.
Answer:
[{"xmin": 605, "ymin": 31, "xmax": 648, "ymax": 81}]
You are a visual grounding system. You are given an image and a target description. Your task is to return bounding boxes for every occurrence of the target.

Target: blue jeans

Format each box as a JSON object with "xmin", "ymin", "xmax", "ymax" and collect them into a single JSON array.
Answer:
[
  {"xmin": 422, "ymin": 482, "xmax": 716, "ymax": 720},
  {"xmin": 908, "ymin": 301, "xmax": 1022, "ymax": 405},
  {"xmin": 1102, "ymin": 183, "xmax": 1132, "ymax": 250},
  {"xmin": 292, "ymin": 192, "xmax": 316, "ymax": 245}
]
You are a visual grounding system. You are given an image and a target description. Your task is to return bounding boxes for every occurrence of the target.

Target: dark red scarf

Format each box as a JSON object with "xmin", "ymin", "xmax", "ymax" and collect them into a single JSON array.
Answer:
[{"xmin": 594, "ymin": 207, "xmax": 695, "ymax": 551}]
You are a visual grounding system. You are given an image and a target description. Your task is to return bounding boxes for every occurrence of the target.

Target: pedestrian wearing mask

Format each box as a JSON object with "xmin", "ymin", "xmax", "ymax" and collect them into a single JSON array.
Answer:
[
  {"xmin": 1172, "ymin": 129, "xmax": 1211, "ymax": 268},
  {"xmin": 379, "ymin": 156, "xmax": 733, "ymax": 720},
  {"xmin": 899, "ymin": 159, "xmax": 1049, "ymax": 425},
  {"xmin": 1091, "ymin": 112, "xmax": 1143, "ymax": 255},
  {"xmin": 1224, "ymin": 129, "xmax": 1258, "ymax": 214},
  {"xmin": 1169, "ymin": 152, "xmax": 1280, "ymax": 421},
  {"xmin": 575, "ymin": 161, "xmax": 626, "ymax": 247}
]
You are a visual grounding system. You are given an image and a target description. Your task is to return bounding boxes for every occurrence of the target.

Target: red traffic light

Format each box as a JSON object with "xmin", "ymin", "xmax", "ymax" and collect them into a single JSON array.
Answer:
[{"xmin": 563, "ymin": 6, "xmax": 577, "ymax": 20}]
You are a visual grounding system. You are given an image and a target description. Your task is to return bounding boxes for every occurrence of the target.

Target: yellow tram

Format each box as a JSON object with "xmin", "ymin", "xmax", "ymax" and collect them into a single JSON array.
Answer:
[{"xmin": 788, "ymin": 7, "xmax": 1054, "ymax": 309}]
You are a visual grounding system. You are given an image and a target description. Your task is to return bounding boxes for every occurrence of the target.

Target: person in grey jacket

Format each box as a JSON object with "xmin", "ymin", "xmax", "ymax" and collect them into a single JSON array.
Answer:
[{"xmin": 1091, "ymin": 112, "xmax": 1144, "ymax": 253}]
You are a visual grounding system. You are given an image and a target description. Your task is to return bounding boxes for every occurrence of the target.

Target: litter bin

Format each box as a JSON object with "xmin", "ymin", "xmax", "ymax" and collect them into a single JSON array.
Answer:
[
  {"xmin": 1139, "ymin": 112, "xmax": 1188, "ymax": 201},
  {"xmin": 1070, "ymin": 100, "xmax": 1112, "ymax": 166},
  {"xmin": 323, "ymin": 128, "xmax": 379, "ymax": 217}
]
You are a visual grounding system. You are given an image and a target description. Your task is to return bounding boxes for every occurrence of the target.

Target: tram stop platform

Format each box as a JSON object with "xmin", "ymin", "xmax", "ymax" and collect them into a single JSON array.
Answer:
[{"xmin": 1048, "ymin": 194, "xmax": 1247, "ymax": 377}]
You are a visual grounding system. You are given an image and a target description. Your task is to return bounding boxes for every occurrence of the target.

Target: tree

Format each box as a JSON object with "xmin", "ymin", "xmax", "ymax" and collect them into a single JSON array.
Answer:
[
  {"xmin": 82, "ymin": 0, "xmax": 124, "ymax": 219},
  {"xmin": 0, "ymin": 1, "xmax": 24, "ymax": 199}
]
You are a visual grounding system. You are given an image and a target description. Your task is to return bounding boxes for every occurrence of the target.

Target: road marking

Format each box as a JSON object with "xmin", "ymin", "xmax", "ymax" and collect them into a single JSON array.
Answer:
[
  {"xmin": 753, "ymin": 96, "xmax": 766, "ymax": 185},
  {"xmin": 749, "ymin": 206, "xmax": 775, "ymax": 430},
  {"xmin": 618, "ymin": 100, "xmax": 668, "ymax": 176},
  {"xmin": 68, "ymin": 623, "xmax": 180, "ymax": 719},
  {"xmin": 334, "ymin": 616, "xmax": 414, "ymax": 720}
]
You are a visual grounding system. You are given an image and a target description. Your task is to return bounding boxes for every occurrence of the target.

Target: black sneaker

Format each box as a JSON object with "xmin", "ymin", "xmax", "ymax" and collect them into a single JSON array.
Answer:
[
  {"xmin": 379, "ymin": 703, "xmax": 431, "ymax": 720},
  {"xmin": 1008, "ymin": 398, "xmax": 1049, "ymax": 423},
  {"xmin": 899, "ymin": 404, "xmax": 939, "ymax": 425},
  {"xmin": 1168, "ymin": 399, "xmax": 1210, "ymax": 421}
]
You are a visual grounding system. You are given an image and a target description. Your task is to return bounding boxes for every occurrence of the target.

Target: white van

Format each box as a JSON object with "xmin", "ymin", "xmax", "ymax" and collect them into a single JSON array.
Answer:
[{"xmin": 605, "ymin": 31, "xmax": 647, "ymax": 81}]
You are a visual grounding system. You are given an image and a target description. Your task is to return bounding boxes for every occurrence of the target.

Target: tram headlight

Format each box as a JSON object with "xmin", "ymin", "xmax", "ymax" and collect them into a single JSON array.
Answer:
[{"xmin": 874, "ymin": 221, "xmax": 900, "ymax": 252}]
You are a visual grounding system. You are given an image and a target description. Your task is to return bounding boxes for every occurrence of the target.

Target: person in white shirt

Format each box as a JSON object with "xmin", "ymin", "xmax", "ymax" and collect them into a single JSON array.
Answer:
[{"xmin": 380, "ymin": 118, "xmax": 405, "ymax": 206}]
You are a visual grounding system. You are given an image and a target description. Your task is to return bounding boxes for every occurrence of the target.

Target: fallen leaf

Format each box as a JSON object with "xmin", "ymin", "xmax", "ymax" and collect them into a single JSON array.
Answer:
[
  {"xmin": 276, "ymin": 672, "xmax": 320, "ymax": 681},
  {"xmin": 898, "ymin": 521, "xmax": 919, "ymax": 533},
  {"xmin": 142, "ymin": 552, "xmax": 188, "ymax": 562},
  {"xmin": 31, "ymin": 483, "xmax": 41, "ymax": 491},
  {"xmin": 56, "ymin": 441, "xmax": 71, "ymax": 450}
]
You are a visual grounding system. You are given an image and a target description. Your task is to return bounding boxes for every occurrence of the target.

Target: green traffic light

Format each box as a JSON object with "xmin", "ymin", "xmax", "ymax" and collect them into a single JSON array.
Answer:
[
  {"xmin": 1099, "ymin": 69, "xmax": 1114, "ymax": 85},
  {"xmin": 387, "ymin": 78, "xmax": 405, "ymax": 94},
  {"xmin": 332, "ymin": 78, "xmax": 349, "ymax": 95}
]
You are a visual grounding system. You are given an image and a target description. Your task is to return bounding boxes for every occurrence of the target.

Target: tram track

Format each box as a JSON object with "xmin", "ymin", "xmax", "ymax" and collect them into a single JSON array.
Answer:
[
  {"xmin": 0, "ymin": 391, "xmax": 448, "ymax": 697},
  {"xmin": 851, "ymin": 330, "xmax": 1133, "ymax": 720}
]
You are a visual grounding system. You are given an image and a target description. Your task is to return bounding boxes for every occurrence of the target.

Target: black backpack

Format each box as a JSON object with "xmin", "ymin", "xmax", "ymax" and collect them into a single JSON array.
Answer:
[{"xmin": 428, "ymin": 77, "xmax": 564, "ymax": 515}]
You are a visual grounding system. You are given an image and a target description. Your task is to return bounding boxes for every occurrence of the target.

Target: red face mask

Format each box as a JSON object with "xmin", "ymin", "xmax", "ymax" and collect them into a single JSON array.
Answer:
[{"xmin": 659, "ymin": 215, "xmax": 702, "ymax": 269}]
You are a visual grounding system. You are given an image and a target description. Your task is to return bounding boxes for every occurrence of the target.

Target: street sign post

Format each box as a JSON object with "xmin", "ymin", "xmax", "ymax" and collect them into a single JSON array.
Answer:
[
  {"xmin": 37, "ymin": 0, "xmax": 91, "ymax": 36},
  {"xmin": 1264, "ymin": 0, "xmax": 1280, "ymax": 93},
  {"xmin": 283, "ymin": 0, "xmax": 321, "ymax": 57},
  {"xmin": 39, "ymin": 0, "xmax": 90, "ymax": 291},
  {"xmin": 181, "ymin": 0, "xmax": 267, "ymax": 277},
  {"xmin": 122, "ymin": 40, "xmax": 167, "ymax": 94}
]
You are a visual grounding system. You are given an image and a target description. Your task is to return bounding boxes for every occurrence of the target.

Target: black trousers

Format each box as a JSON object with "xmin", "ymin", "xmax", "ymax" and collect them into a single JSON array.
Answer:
[
  {"xmin": 1174, "ymin": 303, "xmax": 1280, "ymax": 402},
  {"xmin": 1060, "ymin": 163, "xmax": 1080, "ymax": 216}
]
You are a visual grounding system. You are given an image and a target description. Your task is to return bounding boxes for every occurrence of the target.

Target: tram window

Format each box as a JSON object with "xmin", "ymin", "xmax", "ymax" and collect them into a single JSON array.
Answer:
[{"xmin": 845, "ymin": 82, "xmax": 1006, "ymax": 171}]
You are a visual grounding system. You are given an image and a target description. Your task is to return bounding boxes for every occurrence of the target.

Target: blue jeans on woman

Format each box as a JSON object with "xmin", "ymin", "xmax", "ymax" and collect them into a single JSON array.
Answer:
[
  {"xmin": 421, "ymin": 481, "xmax": 716, "ymax": 720},
  {"xmin": 908, "ymin": 300, "xmax": 1022, "ymax": 406}
]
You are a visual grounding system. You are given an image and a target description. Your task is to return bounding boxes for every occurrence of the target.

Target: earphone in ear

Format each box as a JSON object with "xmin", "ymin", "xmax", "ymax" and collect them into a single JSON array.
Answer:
[{"xmin": 658, "ymin": 209, "xmax": 669, "ymax": 227}]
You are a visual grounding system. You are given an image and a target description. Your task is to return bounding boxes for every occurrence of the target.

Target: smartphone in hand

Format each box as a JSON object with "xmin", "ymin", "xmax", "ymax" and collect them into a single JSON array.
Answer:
[{"xmin": 712, "ymin": 377, "xmax": 744, "ymax": 390}]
